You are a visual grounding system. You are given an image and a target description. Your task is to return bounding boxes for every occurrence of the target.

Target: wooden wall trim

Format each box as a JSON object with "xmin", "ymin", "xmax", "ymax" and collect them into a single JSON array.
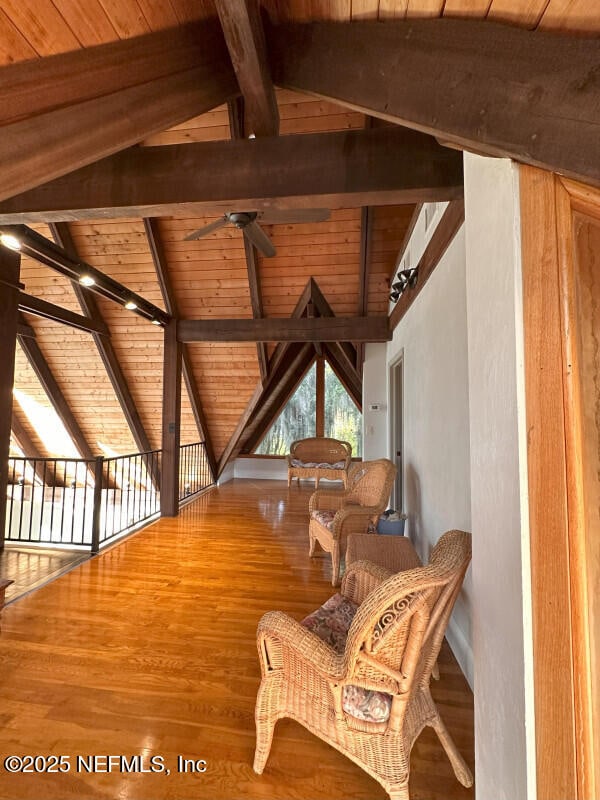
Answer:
[{"xmin": 520, "ymin": 165, "xmax": 599, "ymax": 800}]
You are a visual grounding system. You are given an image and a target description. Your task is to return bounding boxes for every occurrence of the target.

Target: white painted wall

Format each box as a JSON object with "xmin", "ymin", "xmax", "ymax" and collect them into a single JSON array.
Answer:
[
  {"xmin": 362, "ymin": 342, "xmax": 388, "ymax": 460},
  {"xmin": 385, "ymin": 219, "xmax": 473, "ymax": 683},
  {"xmin": 233, "ymin": 456, "xmax": 287, "ymax": 480},
  {"xmin": 464, "ymin": 154, "xmax": 535, "ymax": 800}
]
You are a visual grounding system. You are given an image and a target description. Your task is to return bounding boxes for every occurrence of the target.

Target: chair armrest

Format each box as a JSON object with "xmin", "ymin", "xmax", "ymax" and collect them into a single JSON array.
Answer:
[
  {"xmin": 257, "ymin": 610, "xmax": 345, "ymax": 680},
  {"xmin": 330, "ymin": 505, "xmax": 380, "ymax": 538},
  {"xmin": 309, "ymin": 489, "xmax": 349, "ymax": 513},
  {"xmin": 342, "ymin": 560, "xmax": 393, "ymax": 605}
]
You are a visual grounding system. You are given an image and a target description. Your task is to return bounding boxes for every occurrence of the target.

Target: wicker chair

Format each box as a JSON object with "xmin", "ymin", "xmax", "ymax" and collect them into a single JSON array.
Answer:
[
  {"xmin": 254, "ymin": 529, "xmax": 473, "ymax": 800},
  {"xmin": 309, "ymin": 458, "xmax": 397, "ymax": 585},
  {"xmin": 287, "ymin": 437, "xmax": 353, "ymax": 489}
]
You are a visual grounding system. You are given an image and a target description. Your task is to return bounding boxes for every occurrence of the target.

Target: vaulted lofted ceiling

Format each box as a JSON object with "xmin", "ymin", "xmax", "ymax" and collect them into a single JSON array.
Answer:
[{"xmin": 3, "ymin": 0, "xmax": 598, "ymax": 478}]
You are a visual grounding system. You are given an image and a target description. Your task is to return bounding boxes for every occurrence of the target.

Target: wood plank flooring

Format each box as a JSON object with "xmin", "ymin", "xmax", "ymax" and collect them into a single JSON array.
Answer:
[
  {"xmin": 0, "ymin": 479, "xmax": 474, "ymax": 800},
  {"xmin": 0, "ymin": 546, "xmax": 89, "ymax": 604}
]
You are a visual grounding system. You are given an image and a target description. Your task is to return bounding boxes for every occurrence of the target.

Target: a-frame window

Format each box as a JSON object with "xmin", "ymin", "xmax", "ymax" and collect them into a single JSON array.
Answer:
[{"xmin": 255, "ymin": 358, "xmax": 362, "ymax": 456}]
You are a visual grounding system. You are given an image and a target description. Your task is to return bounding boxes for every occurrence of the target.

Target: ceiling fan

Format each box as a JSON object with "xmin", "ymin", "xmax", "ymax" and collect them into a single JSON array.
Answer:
[{"xmin": 184, "ymin": 208, "xmax": 330, "ymax": 257}]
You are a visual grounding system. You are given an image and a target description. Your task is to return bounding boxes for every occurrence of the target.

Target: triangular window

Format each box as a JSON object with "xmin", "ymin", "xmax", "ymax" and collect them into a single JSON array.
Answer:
[{"xmin": 255, "ymin": 359, "xmax": 362, "ymax": 456}]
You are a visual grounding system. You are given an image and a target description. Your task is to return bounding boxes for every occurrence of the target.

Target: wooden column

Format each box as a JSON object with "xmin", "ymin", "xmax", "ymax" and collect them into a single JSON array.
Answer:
[
  {"xmin": 0, "ymin": 247, "xmax": 22, "ymax": 548},
  {"xmin": 161, "ymin": 319, "xmax": 181, "ymax": 517},
  {"xmin": 316, "ymin": 356, "xmax": 325, "ymax": 438}
]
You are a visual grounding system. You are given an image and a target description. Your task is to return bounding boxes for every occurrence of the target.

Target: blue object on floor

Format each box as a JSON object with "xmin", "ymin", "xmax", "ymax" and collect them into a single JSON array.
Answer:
[{"xmin": 377, "ymin": 517, "xmax": 406, "ymax": 536}]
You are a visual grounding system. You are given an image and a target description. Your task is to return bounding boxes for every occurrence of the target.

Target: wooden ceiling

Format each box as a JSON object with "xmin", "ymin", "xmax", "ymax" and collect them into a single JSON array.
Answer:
[{"xmin": 4, "ymin": 0, "xmax": 598, "ymax": 475}]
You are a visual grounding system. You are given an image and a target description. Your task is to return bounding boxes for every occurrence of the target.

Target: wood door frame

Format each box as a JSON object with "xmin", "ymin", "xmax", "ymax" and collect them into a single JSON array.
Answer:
[
  {"xmin": 389, "ymin": 353, "xmax": 404, "ymax": 511},
  {"xmin": 520, "ymin": 166, "xmax": 598, "ymax": 800}
]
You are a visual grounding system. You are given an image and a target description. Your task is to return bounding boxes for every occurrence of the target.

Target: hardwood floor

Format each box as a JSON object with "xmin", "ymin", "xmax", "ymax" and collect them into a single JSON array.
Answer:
[
  {"xmin": 0, "ymin": 479, "xmax": 474, "ymax": 800},
  {"xmin": 0, "ymin": 546, "xmax": 89, "ymax": 604}
]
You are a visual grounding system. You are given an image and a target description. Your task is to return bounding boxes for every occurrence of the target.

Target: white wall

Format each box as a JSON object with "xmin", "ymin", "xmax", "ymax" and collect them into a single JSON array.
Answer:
[
  {"xmin": 381, "ymin": 215, "xmax": 473, "ymax": 683},
  {"xmin": 233, "ymin": 456, "xmax": 287, "ymax": 480},
  {"xmin": 362, "ymin": 342, "xmax": 388, "ymax": 460},
  {"xmin": 464, "ymin": 154, "xmax": 536, "ymax": 800}
]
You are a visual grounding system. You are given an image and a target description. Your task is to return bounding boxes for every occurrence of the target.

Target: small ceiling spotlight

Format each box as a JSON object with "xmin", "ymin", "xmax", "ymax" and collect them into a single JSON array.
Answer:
[
  {"xmin": 79, "ymin": 274, "xmax": 96, "ymax": 287},
  {"xmin": 151, "ymin": 318, "xmax": 162, "ymax": 326},
  {"xmin": 124, "ymin": 300, "xmax": 138, "ymax": 311},
  {"xmin": 389, "ymin": 267, "xmax": 418, "ymax": 303},
  {"xmin": 0, "ymin": 232, "xmax": 22, "ymax": 251}
]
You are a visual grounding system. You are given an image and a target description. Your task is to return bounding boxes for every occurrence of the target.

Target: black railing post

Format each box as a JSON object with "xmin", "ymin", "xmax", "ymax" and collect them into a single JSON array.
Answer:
[{"xmin": 91, "ymin": 456, "xmax": 103, "ymax": 554}]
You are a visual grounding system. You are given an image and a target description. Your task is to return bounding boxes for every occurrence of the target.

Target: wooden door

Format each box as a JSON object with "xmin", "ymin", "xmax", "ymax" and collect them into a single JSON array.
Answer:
[{"xmin": 521, "ymin": 167, "xmax": 599, "ymax": 800}]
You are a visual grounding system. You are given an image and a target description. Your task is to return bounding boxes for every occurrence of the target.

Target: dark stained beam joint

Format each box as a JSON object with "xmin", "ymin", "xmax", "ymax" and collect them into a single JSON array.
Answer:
[
  {"xmin": 0, "ymin": 127, "xmax": 464, "ymax": 223},
  {"xmin": 267, "ymin": 18, "xmax": 600, "ymax": 188},
  {"xmin": 178, "ymin": 316, "xmax": 391, "ymax": 344},
  {"xmin": 215, "ymin": 0, "xmax": 279, "ymax": 137},
  {"xmin": 0, "ymin": 248, "xmax": 21, "ymax": 547}
]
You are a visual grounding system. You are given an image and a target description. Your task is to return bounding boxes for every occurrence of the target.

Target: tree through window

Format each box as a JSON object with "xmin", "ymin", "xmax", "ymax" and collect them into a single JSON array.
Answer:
[{"xmin": 255, "ymin": 359, "xmax": 362, "ymax": 456}]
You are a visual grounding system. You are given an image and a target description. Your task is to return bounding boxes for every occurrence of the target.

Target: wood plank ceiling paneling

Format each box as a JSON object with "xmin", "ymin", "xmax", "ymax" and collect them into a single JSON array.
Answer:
[{"xmin": 4, "ymin": 0, "xmax": 598, "ymax": 464}]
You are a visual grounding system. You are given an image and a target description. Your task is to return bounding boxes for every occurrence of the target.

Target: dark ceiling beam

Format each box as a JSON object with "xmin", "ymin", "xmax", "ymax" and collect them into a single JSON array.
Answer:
[
  {"xmin": 215, "ymin": 0, "xmax": 279, "ymax": 137},
  {"xmin": 18, "ymin": 292, "xmax": 109, "ymax": 336},
  {"xmin": 178, "ymin": 316, "xmax": 391, "ymax": 344},
  {"xmin": 50, "ymin": 222, "xmax": 159, "ymax": 478},
  {"xmin": 322, "ymin": 343, "xmax": 362, "ymax": 412},
  {"xmin": 143, "ymin": 217, "xmax": 218, "ymax": 480},
  {"xmin": 0, "ymin": 127, "xmax": 464, "ymax": 223},
  {"xmin": 227, "ymin": 97, "xmax": 269, "ymax": 384},
  {"xmin": 394, "ymin": 203, "xmax": 423, "ymax": 271},
  {"xmin": 0, "ymin": 22, "xmax": 238, "ymax": 203},
  {"xmin": 17, "ymin": 333, "xmax": 96, "ymax": 462},
  {"xmin": 243, "ymin": 237, "xmax": 269, "ymax": 383},
  {"xmin": 389, "ymin": 197, "xmax": 465, "ymax": 332},
  {"xmin": 268, "ymin": 18, "xmax": 600, "ymax": 188},
  {"xmin": 3, "ymin": 224, "xmax": 168, "ymax": 324},
  {"xmin": 241, "ymin": 344, "xmax": 315, "ymax": 455},
  {"xmin": 356, "ymin": 204, "xmax": 374, "ymax": 374},
  {"xmin": 308, "ymin": 277, "xmax": 359, "ymax": 382},
  {"xmin": 16, "ymin": 321, "xmax": 35, "ymax": 338}
]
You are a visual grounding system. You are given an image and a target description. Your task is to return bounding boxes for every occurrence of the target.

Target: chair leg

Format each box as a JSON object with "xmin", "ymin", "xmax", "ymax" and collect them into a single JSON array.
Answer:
[
  {"xmin": 253, "ymin": 714, "xmax": 277, "ymax": 775},
  {"xmin": 388, "ymin": 785, "xmax": 410, "ymax": 800},
  {"xmin": 331, "ymin": 541, "xmax": 341, "ymax": 586},
  {"xmin": 430, "ymin": 714, "xmax": 473, "ymax": 788},
  {"xmin": 309, "ymin": 530, "xmax": 317, "ymax": 556}
]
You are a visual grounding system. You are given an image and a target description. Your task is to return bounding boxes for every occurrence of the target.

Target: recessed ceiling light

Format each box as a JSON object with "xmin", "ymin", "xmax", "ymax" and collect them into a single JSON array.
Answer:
[
  {"xmin": 124, "ymin": 300, "xmax": 137, "ymax": 311},
  {"xmin": 79, "ymin": 274, "xmax": 95, "ymax": 287},
  {"xmin": 0, "ymin": 233, "xmax": 21, "ymax": 251}
]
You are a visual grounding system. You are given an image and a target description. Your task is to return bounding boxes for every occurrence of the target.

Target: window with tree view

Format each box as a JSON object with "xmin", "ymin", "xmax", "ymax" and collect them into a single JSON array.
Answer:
[{"xmin": 255, "ymin": 359, "xmax": 362, "ymax": 457}]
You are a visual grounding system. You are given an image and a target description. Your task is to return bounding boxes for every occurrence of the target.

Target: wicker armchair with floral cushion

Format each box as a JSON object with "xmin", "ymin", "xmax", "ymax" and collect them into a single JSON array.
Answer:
[
  {"xmin": 254, "ymin": 529, "xmax": 473, "ymax": 800},
  {"xmin": 309, "ymin": 458, "xmax": 397, "ymax": 585},
  {"xmin": 287, "ymin": 437, "xmax": 352, "ymax": 489}
]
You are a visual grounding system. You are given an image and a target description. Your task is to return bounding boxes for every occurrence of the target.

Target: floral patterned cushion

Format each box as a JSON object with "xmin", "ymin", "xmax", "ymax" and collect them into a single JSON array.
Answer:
[
  {"xmin": 301, "ymin": 593, "xmax": 358, "ymax": 654},
  {"xmin": 290, "ymin": 459, "xmax": 346, "ymax": 469},
  {"xmin": 311, "ymin": 509, "xmax": 337, "ymax": 530},
  {"xmin": 301, "ymin": 594, "xmax": 393, "ymax": 724},
  {"xmin": 342, "ymin": 685, "xmax": 392, "ymax": 723}
]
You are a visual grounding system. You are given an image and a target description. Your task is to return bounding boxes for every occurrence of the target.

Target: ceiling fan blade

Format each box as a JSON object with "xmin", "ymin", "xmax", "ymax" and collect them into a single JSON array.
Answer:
[
  {"xmin": 243, "ymin": 220, "xmax": 276, "ymax": 257},
  {"xmin": 258, "ymin": 208, "xmax": 331, "ymax": 225},
  {"xmin": 184, "ymin": 215, "xmax": 229, "ymax": 241}
]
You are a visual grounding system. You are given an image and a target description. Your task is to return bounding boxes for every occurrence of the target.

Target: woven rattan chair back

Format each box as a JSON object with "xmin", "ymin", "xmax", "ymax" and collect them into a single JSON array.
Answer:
[{"xmin": 254, "ymin": 529, "xmax": 473, "ymax": 800}]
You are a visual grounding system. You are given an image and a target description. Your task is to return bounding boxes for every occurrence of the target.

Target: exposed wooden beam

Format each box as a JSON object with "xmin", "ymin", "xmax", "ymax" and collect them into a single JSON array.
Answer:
[
  {"xmin": 17, "ymin": 334, "xmax": 96, "ymax": 462},
  {"xmin": 178, "ymin": 316, "xmax": 391, "ymax": 344},
  {"xmin": 322, "ymin": 343, "xmax": 362, "ymax": 412},
  {"xmin": 236, "ymin": 344, "xmax": 314, "ymax": 458},
  {"xmin": 50, "ymin": 222, "xmax": 159, "ymax": 479},
  {"xmin": 0, "ymin": 127, "xmax": 464, "ymax": 223},
  {"xmin": 309, "ymin": 278, "xmax": 360, "ymax": 382},
  {"xmin": 16, "ymin": 321, "xmax": 35, "ymax": 338},
  {"xmin": 268, "ymin": 18, "xmax": 600, "ymax": 188},
  {"xmin": 315, "ymin": 356, "xmax": 325, "ymax": 438},
  {"xmin": 356, "ymin": 205, "xmax": 374, "ymax": 372},
  {"xmin": 143, "ymin": 217, "xmax": 218, "ymax": 480},
  {"xmin": 18, "ymin": 292, "xmax": 109, "ymax": 336},
  {"xmin": 389, "ymin": 197, "xmax": 465, "ymax": 331},
  {"xmin": 243, "ymin": 237, "xmax": 268, "ymax": 383},
  {"xmin": 215, "ymin": 0, "xmax": 279, "ymax": 137},
  {"xmin": 0, "ymin": 248, "xmax": 21, "ymax": 547},
  {"xmin": 0, "ymin": 20, "xmax": 238, "ymax": 203},
  {"xmin": 161, "ymin": 320, "xmax": 182, "ymax": 517},
  {"xmin": 226, "ymin": 96, "xmax": 269, "ymax": 384}
]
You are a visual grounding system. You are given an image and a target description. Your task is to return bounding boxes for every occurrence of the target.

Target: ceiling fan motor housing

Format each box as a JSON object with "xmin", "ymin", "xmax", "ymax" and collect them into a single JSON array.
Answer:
[{"xmin": 229, "ymin": 212, "xmax": 257, "ymax": 228}]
